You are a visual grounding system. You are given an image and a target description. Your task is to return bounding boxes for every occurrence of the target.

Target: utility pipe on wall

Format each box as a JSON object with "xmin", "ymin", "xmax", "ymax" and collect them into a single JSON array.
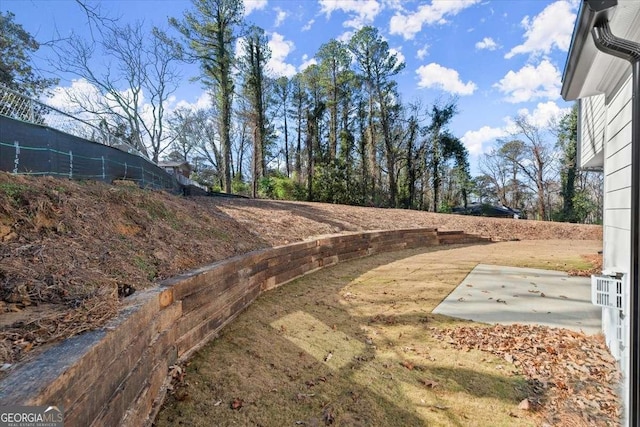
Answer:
[{"xmin": 591, "ymin": 18, "xmax": 640, "ymax": 427}]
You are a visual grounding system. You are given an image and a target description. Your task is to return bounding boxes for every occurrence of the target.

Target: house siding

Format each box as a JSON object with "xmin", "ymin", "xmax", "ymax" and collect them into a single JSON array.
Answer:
[
  {"xmin": 600, "ymin": 74, "xmax": 632, "ymax": 417},
  {"xmin": 603, "ymin": 75, "xmax": 633, "ymax": 275},
  {"xmin": 579, "ymin": 93, "xmax": 606, "ymax": 168}
]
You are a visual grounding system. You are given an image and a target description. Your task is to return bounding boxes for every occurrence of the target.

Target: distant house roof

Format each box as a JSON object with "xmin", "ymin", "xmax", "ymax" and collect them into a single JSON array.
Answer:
[
  {"xmin": 158, "ymin": 160, "xmax": 190, "ymax": 169},
  {"xmin": 452, "ymin": 203, "xmax": 520, "ymax": 218}
]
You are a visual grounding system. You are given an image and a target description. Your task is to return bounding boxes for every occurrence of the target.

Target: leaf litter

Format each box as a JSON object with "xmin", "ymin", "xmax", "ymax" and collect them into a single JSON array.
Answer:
[{"xmin": 432, "ymin": 324, "xmax": 620, "ymax": 426}]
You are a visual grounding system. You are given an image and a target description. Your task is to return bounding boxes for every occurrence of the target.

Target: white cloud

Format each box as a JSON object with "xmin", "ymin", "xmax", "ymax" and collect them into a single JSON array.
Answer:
[
  {"xmin": 267, "ymin": 32, "xmax": 297, "ymax": 78},
  {"xmin": 234, "ymin": 36, "xmax": 245, "ymax": 58},
  {"xmin": 302, "ymin": 19, "xmax": 315, "ymax": 31},
  {"xmin": 461, "ymin": 101, "xmax": 569, "ymax": 156},
  {"xmin": 516, "ymin": 101, "xmax": 569, "ymax": 128},
  {"xmin": 390, "ymin": 47, "xmax": 405, "ymax": 65},
  {"xmin": 475, "ymin": 37, "xmax": 498, "ymax": 51},
  {"xmin": 47, "ymin": 79, "xmax": 152, "ymax": 124},
  {"xmin": 174, "ymin": 91, "xmax": 212, "ymax": 112},
  {"xmin": 274, "ymin": 7, "xmax": 287, "ymax": 27},
  {"xmin": 319, "ymin": 0, "xmax": 381, "ymax": 29},
  {"xmin": 382, "ymin": 0, "xmax": 404, "ymax": 11},
  {"xmin": 299, "ymin": 54, "xmax": 317, "ymax": 72},
  {"xmin": 416, "ymin": 44, "xmax": 429, "ymax": 59},
  {"xmin": 505, "ymin": 0, "xmax": 576, "ymax": 59},
  {"xmin": 416, "ymin": 63, "xmax": 477, "ymax": 95},
  {"xmin": 389, "ymin": 0, "xmax": 480, "ymax": 40},
  {"xmin": 337, "ymin": 30, "xmax": 354, "ymax": 43},
  {"xmin": 244, "ymin": 0, "xmax": 267, "ymax": 16},
  {"xmin": 494, "ymin": 59, "xmax": 561, "ymax": 103},
  {"xmin": 461, "ymin": 126, "xmax": 508, "ymax": 156},
  {"xmin": 47, "ymin": 79, "xmax": 103, "ymax": 115}
]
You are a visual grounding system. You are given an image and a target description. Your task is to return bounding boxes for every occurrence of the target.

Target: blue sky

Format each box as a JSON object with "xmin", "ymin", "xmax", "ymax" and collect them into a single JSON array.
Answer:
[{"xmin": 3, "ymin": 0, "xmax": 578, "ymax": 171}]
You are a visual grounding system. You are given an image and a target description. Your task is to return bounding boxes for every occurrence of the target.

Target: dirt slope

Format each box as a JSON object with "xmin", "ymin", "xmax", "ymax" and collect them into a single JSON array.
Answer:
[
  {"xmin": 0, "ymin": 173, "xmax": 602, "ymax": 367},
  {"xmin": 209, "ymin": 198, "xmax": 602, "ymax": 244}
]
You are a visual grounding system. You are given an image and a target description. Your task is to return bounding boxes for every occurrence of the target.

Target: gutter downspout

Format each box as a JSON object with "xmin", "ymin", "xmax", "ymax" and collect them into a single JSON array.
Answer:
[{"xmin": 591, "ymin": 19, "xmax": 640, "ymax": 427}]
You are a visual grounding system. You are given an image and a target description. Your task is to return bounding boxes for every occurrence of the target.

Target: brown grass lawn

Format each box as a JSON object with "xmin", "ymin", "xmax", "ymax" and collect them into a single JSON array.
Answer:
[{"xmin": 154, "ymin": 239, "xmax": 616, "ymax": 427}]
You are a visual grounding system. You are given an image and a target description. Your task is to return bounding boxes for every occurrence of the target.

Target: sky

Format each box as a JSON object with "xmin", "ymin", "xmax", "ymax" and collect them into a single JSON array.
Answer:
[{"xmin": 3, "ymin": 0, "xmax": 579, "ymax": 173}]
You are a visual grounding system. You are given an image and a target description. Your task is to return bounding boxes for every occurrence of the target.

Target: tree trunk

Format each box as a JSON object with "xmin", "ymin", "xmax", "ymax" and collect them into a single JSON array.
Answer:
[
  {"xmin": 306, "ymin": 111, "xmax": 314, "ymax": 200},
  {"xmin": 284, "ymin": 113, "xmax": 290, "ymax": 177}
]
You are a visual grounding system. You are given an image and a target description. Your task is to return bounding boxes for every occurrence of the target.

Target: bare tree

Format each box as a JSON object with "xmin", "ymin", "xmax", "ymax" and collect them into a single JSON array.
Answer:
[
  {"xmin": 479, "ymin": 149, "xmax": 510, "ymax": 206},
  {"xmin": 505, "ymin": 116, "xmax": 558, "ymax": 220},
  {"xmin": 52, "ymin": 18, "xmax": 182, "ymax": 162}
]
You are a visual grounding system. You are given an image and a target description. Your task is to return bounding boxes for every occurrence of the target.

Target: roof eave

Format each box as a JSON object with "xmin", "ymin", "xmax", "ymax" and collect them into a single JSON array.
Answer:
[{"xmin": 561, "ymin": 0, "xmax": 619, "ymax": 101}]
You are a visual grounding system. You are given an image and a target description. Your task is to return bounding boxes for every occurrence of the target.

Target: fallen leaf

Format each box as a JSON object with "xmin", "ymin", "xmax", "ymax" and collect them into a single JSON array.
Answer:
[
  {"xmin": 175, "ymin": 389, "xmax": 189, "ymax": 401},
  {"xmin": 322, "ymin": 405, "xmax": 335, "ymax": 425},
  {"xmin": 419, "ymin": 378, "xmax": 439, "ymax": 388},
  {"xmin": 231, "ymin": 398, "xmax": 243, "ymax": 410},
  {"xmin": 296, "ymin": 393, "xmax": 315, "ymax": 401}
]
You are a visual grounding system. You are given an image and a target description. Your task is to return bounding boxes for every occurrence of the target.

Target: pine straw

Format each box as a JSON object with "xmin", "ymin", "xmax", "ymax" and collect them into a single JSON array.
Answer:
[
  {"xmin": 0, "ymin": 172, "xmax": 604, "ymax": 372},
  {"xmin": 0, "ymin": 173, "xmax": 263, "ymax": 367},
  {"xmin": 432, "ymin": 324, "xmax": 621, "ymax": 426},
  {"xmin": 0, "ymin": 288, "xmax": 119, "ymax": 365}
]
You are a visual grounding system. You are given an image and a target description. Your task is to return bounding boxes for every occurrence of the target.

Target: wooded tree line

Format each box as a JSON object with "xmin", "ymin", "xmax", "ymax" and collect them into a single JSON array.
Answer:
[
  {"xmin": 0, "ymin": 0, "xmax": 602, "ymax": 223},
  {"xmin": 167, "ymin": 0, "xmax": 472, "ymax": 212}
]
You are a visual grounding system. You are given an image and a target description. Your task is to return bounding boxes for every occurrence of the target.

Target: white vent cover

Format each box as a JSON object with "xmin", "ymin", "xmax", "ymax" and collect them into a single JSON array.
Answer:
[{"xmin": 591, "ymin": 275, "xmax": 623, "ymax": 310}]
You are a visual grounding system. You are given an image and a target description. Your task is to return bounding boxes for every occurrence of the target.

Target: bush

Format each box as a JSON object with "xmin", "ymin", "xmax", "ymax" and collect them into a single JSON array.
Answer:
[
  {"xmin": 232, "ymin": 178, "xmax": 250, "ymax": 196},
  {"xmin": 258, "ymin": 174, "xmax": 302, "ymax": 200}
]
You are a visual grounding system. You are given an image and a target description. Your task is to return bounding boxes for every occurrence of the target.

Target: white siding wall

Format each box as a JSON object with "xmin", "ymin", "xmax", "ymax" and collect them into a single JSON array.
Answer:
[
  {"xmin": 604, "ymin": 75, "xmax": 633, "ymax": 275},
  {"xmin": 579, "ymin": 93, "xmax": 606, "ymax": 168},
  {"xmin": 601, "ymin": 75, "xmax": 632, "ymax": 423}
]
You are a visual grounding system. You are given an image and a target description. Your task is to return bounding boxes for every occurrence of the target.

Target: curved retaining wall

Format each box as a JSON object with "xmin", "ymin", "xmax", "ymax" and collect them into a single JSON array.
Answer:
[{"xmin": 0, "ymin": 228, "xmax": 488, "ymax": 426}]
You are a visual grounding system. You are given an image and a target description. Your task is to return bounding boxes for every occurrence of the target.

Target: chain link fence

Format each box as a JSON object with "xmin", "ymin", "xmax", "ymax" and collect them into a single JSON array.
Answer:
[
  {"xmin": 0, "ymin": 84, "xmax": 148, "ymax": 159},
  {"xmin": 0, "ymin": 85, "xmax": 187, "ymax": 192},
  {"xmin": 0, "ymin": 85, "xmax": 212, "ymax": 194}
]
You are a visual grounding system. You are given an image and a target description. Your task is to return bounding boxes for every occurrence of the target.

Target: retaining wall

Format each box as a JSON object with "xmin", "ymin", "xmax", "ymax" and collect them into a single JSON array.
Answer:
[{"xmin": 0, "ymin": 228, "xmax": 489, "ymax": 426}]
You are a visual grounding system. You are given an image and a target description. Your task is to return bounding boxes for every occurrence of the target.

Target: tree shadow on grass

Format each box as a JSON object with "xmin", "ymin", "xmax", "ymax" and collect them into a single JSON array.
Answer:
[
  {"xmin": 424, "ymin": 365, "xmax": 532, "ymax": 402},
  {"xmin": 155, "ymin": 245, "xmax": 537, "ymax": 427}
]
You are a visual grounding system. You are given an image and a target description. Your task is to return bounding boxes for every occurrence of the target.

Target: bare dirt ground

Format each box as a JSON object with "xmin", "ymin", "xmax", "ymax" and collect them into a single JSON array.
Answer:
[
  {"xmin": 210, "ymin": 198, "xmax": 602, "ymax": 244},
  {"xmin": 154, "ymin": 241, "xmax": 618, "ymax": 427}
]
